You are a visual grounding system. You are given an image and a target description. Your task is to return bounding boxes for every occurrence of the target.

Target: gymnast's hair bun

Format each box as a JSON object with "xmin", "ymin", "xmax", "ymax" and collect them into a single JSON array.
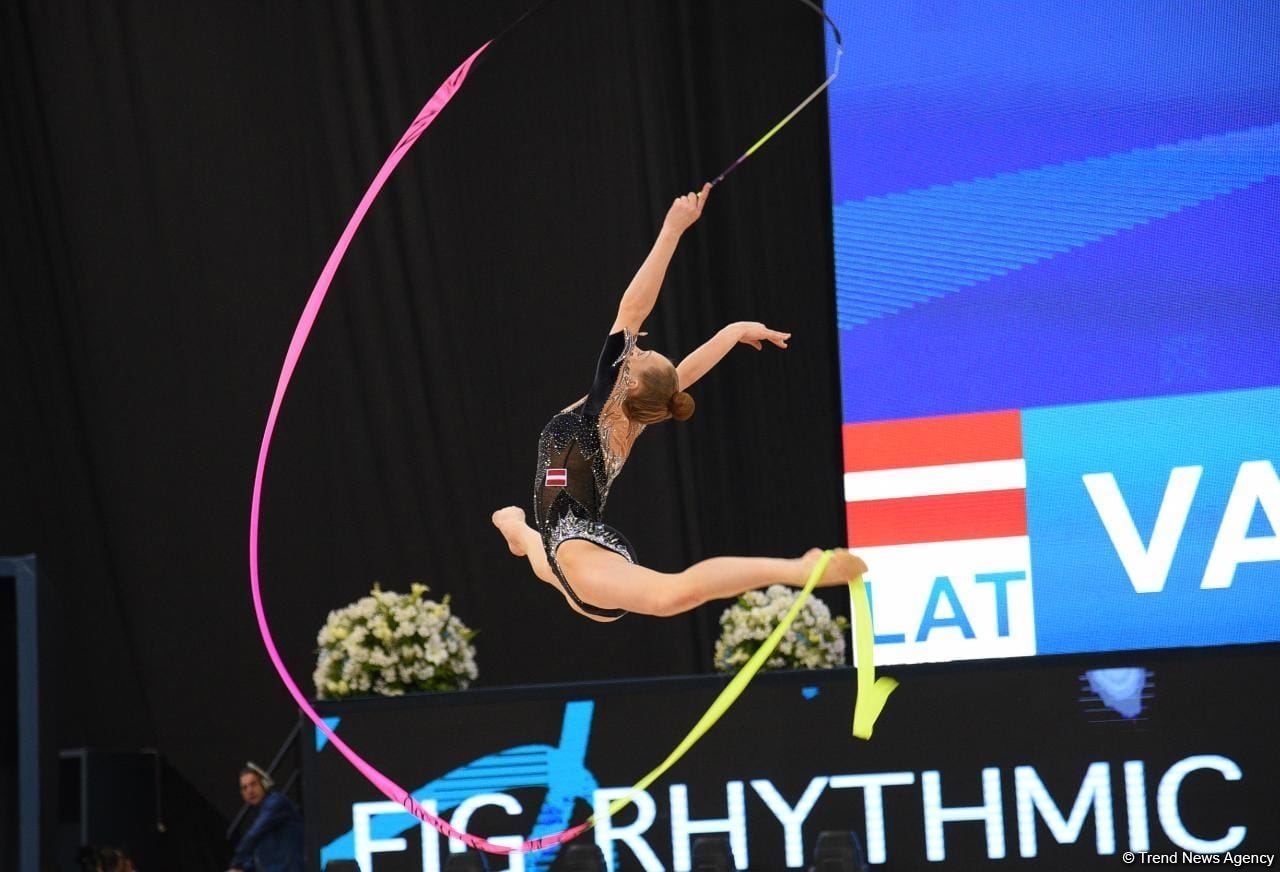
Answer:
[{"xmin": 669, "ymin": 391, "xmax": 695, "ymax": 422}]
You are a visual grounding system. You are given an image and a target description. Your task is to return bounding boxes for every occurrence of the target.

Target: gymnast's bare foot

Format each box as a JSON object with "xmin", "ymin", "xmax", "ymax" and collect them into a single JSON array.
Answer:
[
  {"xmin": 798, "ymin": 548, "xmax": 868, "ymax": 587},
  {"xmin": 491, "ymin": 506, "xmax": 529, "ymax": 557}
]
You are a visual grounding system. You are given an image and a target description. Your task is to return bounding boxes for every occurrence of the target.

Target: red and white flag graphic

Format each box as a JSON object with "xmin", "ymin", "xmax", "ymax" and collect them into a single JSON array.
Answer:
[
  {"xmin": 842, "ymin": 409, "xmax": 1036, "ymax": 666},
  {"xmin": 545, "ymin": 468, "xmax": 568, "ymax": 488},
  {"xmin": 843, "ymin": 410, "xmax": 1026, "ymax": 547}
]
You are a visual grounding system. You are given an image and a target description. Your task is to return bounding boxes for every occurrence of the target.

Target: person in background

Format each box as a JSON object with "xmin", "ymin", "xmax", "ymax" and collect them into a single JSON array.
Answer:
[{"xmin": 227, "ymin": 762, "xmax": 304, "ymax": 872}]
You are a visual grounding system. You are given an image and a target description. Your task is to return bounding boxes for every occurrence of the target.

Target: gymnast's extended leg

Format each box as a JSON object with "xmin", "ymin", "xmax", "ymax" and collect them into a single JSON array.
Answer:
[{"xmin": 554, "ymin": 539, "xmax": 866, "ymax": 619}]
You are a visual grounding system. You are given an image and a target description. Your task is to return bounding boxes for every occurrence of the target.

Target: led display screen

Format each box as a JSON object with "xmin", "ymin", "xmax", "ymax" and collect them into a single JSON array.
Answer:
[
  {"xmin": 304, "ymin": 651, "xmax": 1280, "ymax": 870},
  {"xmin": 824, "ymin": 0, "xmax": 1280, "ymax": 664}
]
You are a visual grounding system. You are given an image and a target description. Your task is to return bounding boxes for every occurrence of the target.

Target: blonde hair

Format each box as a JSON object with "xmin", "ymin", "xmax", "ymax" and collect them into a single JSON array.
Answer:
[{"xmin": 622, "ymin": 360, "xmax": 695, "ymax": 424}]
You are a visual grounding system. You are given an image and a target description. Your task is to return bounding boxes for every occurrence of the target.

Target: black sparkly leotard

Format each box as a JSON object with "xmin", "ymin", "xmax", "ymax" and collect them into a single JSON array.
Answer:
[{"xmin": 533, "ymin": 330, "xmax": 645, "ymax": 619}]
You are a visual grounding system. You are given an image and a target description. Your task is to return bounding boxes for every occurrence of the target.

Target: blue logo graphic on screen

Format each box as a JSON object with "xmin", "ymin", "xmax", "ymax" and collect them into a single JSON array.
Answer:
[
  {"xmin": 321, "ymin": 701, "xmax": 599, "ymax": 870},
  {"xmin": 1024, "ymin": 388, "xmax": 1280, "ymax": 655},
  {"xmin": 1083, "ymin": 668, "xmax": 1150, "ymax": 720}
]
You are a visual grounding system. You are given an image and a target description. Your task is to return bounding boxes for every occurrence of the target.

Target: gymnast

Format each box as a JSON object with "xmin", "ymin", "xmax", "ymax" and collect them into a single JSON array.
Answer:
[{"xmin": 493, "ymin": 183, "xmax": 866, "ymax": 620}]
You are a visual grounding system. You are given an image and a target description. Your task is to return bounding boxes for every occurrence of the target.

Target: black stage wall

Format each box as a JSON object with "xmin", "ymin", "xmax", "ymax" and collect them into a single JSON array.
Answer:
[{"xmin": 0, "ymin": 1, "xmax": 842, "ymax": 817}]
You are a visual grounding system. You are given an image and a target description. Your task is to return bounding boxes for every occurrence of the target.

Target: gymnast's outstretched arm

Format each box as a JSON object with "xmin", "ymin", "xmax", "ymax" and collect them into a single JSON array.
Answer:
[
  {"xmin": 676, "ymin": 321, "xmax": 792, "ymax": 391},
  {"xmin": 610, "ymin": 183, "xmax": 712, "ymax": 335}
]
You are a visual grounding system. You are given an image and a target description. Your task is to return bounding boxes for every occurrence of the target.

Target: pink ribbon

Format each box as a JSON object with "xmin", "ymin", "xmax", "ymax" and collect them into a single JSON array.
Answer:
[{"xmin": 248, "ymin": 40, "xmax": 589, "ymax": 855}]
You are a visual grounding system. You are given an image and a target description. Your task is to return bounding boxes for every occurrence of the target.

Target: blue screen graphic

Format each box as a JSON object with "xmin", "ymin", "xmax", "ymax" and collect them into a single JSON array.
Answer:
[
  {"xmin": 826, "ymin": 0, "xmax": 1280, "ymax": 662},
  {"xmin": 1024, "ymin": 387, "xmax": 1280, "ymax": 655}
]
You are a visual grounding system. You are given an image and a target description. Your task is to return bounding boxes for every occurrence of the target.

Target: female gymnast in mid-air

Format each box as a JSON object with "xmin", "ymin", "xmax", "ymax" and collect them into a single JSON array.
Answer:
[{"xmin": 493, "ymin": 183, "xmax": 866, "ymax": 620}]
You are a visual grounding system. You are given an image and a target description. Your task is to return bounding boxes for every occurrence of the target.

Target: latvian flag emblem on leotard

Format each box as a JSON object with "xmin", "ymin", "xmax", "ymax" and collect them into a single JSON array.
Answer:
[{"xmin": 545, "ymin": 468, "xmax": 568, "ymax": 487}]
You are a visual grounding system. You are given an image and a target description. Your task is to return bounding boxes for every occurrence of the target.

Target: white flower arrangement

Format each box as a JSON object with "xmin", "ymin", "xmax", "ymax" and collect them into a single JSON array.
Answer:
[
  {"xmin": 313, "ymin": 583, "xmax": 478, "ymax": 699},
  {"xmin": 713, "ymin": 585, "xmax": 849, "ymax": 672}
]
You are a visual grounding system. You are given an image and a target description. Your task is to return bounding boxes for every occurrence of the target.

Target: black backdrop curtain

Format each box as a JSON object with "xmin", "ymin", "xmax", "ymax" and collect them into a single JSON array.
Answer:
[{"xmin": 1, "ymin": 1, "xmax": 843, "ymax": 816}]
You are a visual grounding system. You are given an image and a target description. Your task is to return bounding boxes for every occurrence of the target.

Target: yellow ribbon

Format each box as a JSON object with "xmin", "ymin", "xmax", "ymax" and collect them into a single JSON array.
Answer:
[
  {"xmin": 849, "ymin": 576, "xmax": 898, "ymax": 739},
  {"xmin": 590, "ymin": 551, "xmax": 898, "ymax": 824}
]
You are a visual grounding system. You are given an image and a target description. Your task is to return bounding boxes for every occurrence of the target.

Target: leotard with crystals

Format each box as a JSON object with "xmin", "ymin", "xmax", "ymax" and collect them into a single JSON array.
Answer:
[{"xmin": 533, "ymin": 330, "xmax": 645, "ymax": 619}]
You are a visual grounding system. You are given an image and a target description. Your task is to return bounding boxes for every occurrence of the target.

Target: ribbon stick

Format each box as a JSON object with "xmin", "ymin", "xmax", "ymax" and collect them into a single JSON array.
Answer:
[
  {"xmin": 849, "ymin": 576, "xmax": 898, "ymax": 739},
  {"xmin": 707, "ymin": 0, "xmax": 844, "ymax": 188}
]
